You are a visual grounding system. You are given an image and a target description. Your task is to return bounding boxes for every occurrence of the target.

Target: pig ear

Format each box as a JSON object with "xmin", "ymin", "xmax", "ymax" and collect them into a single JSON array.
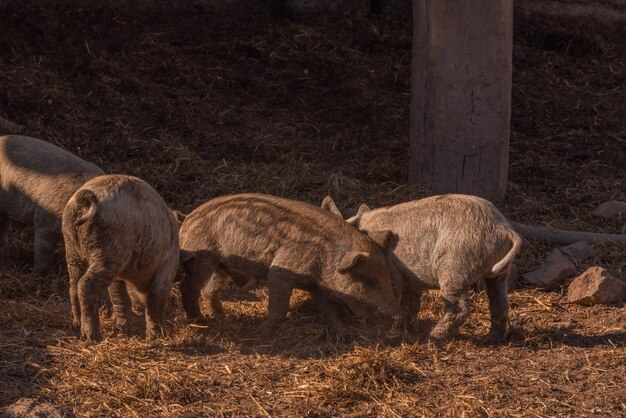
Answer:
[
  {"xmin": 337, "ymin": 251, "xmax": 369, "ymax": 274},
  {"xmin": 356, "ymin": 203, "xmax": 371, "ymax": 216},
  {"xmin": 321, "ymin": 196, "xmax": 343, "ymax": 218},
  {"xmin": 346, "ymin": 203, "xmax": 371, "ymax": 227},
  {"xmin": 367, "ymin": 230, "xmax": 393, "ymax": 249},
  {"xmin": 172, "ymin": 210, "xmax": 188, "ymax": 225}
]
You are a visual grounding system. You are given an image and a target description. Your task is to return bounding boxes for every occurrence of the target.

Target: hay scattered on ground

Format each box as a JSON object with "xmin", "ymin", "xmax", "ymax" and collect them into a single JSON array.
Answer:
[{"xmin": 0, "ymin": 1, "xmax": 624, "ymax": 416}]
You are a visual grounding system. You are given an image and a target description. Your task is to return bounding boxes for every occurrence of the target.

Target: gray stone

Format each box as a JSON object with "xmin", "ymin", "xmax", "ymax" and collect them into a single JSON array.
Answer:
[
  {"xmin": 592, "ymin": 200, "xmax": 626, "ymax": 220},
  {"xmin": 567, "ymin": 267, "xmax": 626, "ymax": 306},
  {"xmin": 559, "ymin": 241, "xmax": 592, "ymax": 261},
  {"xmin": 522, "ymin": 249, "xmax": 577, "ymax": 289}
]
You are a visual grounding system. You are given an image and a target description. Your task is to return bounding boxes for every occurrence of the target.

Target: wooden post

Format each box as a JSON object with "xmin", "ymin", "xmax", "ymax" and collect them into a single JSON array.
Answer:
[{"xmin": 409, "ymin": 0, "xmax": 513, "ymax": 203}]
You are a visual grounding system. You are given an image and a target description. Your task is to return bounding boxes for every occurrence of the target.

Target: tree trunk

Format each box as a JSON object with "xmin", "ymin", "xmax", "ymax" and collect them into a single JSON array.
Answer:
[
  {"xmin": 510, "ymin": 221, "xmax": 626, "ymax": 245},
  {"xmin": 409, "ymin": 0, "xmax": 513, "ymax": 204}
]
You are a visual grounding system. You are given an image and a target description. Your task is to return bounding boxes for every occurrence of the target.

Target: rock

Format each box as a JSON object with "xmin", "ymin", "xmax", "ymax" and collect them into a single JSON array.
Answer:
[
  {"xmin": 567, "ymin": 267, "xmax": 626, "ymax": 306},
  {"xmin": 559, "ymin": 241, "xmax": 592, "ymax": 261},
  {"xmin": 1, "ymin": 398, "xmax": 74, "ymax": 418},
  {"xmin": 522, "ymin": 249, "xmax": 577, "ymax": 289},
  {"xmin": 592, "ymin": 201, "xmax": 626, "ymax": 220},
  {"xmin": 476, "ymin": 264, "xmax": 519, "ymax": 293}
]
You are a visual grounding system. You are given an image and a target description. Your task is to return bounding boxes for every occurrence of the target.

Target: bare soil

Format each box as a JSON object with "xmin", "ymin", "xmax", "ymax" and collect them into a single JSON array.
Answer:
[{"xmin": 0, "ymin": 1, "xmax": 624, "ymax": 416}]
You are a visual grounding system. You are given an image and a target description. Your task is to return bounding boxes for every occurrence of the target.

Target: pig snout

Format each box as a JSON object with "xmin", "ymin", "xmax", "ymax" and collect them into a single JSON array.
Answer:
[
  {"xmin": 347, "ymin": 294, "xmax": 400, "ymax": 330},
  {"xmin": 372, "ymin": 284, "xmax": 402, "ymax": 320},
  {"xmin": 372, "ymin": 303, "xmax": 402, "ymax": 327},
  {"xmin": 361, "ymin": 305, "xmax": 402, "ymax": 334}
]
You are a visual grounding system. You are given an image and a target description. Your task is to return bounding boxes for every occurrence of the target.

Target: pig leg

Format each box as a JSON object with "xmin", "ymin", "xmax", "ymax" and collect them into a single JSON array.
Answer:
[
  {"xmin": 310, "ymin": 289, "xmax": 344, "ymax": 335},
  {"xmin": 144, "ymin": 253, "xmax": 177, "ymax": 339},
  {"xmin": 78, "ymin": 265, "xmax": 114, "ymax": 342},
  {"xmin": 64, "ymin": 228, "xmax": 85, "ymax": 328},
  {"xmin": 201, "ymin": 269, "xmax": 230, "ymax": 319},
  {"xmin": 102, "ymin": 292, "xmax": 113, "ymax": 318},
  {"xmin": 33, "ymin": 227, "xmax": 60, "ymax": 276},
  {"xmin": 401, "ymin": 289, "xmax": 422, "ymax": 329},
  {"xmin": 483, "ymin": 273, "xmax": 509, "ymax": 344},
  {"xmin": 128, "ymin": 285, "xmax": 145, "ymax": 317},
  {"xmin": 257, "ymin": 246, "xmax": 312, "ymax": 339},
  {"xmin": 429, "ymin": 283, "xmax": 470, "ymax": 342},
  {"xmin": 67, "ymin": 261, "xmax": 86, "ymax": 328},
  {"xmin": 146, "ymin": 291, "xmax": 168, "ymax": 339},
  {"xmin": 108, "ymin": 279, "xmax": 132, "ymax": 335},
  {"xmin": 258, "ymin": 272, "xmax": 293, "ymax": 340},
  {"xmin": 181, "ymin": 255, "xmax": 218, "ymax": 326}
]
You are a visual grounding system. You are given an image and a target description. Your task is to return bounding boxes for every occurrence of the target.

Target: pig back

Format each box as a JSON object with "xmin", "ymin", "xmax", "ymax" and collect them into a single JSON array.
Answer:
[
  {"xmin": 180, "ymin": 193, "xmax": 374, "ymax": 268},
  {"xmin": 0, "ymin": 135, "xmax": 103, "ymax": 224},
  {"xmin": 360, "ymin": 194, "xmax": 516, "ymax": 288},
  {"xmin": 68, "ymin": 175, "xmax": 178, "ymax": 279}
]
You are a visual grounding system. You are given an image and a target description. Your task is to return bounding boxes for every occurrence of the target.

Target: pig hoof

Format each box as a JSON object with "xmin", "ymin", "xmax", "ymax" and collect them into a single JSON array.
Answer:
[
  {"xmin": 32, "ymin": 265, "xmax": 52, "ymax": 277},
  {"xmin": 405, "ymin": 319, "xmax": 420, "ymax": 334},
  {"xmin": 327, "ymin": 324, "xmax": 345, "ymax": 338},
  {"xmin": 428, "ymin": 329, "xmax": 451, "ymax": 344},
  {"xmin": 205, "ymin": 301, "xmax": 225, "ymax": 319},
  {"xmin": 482, "ymin": 331, "xmax": 506, "ymax": 346},
  {"xmin": 81, "ymin": 330, "xmax": 102, "ymax": 343},
  {"xmin": 323, "ymin": 316, "xmax": 345, "ymax": 337},
  {"xmin": 257, "ymin": 322, "xmax": 279, "ymax": 341},
  {"xmin": 113, "ymin": 320, "xmax": 130, "ymax": 336},
  {"xmin": 205, "ymin": 308, "xmax": 225, "ymax": 319},
  {"xmin": 211, "ymin": 311, "xmax": 226, "ymax": 320},
  {"xmin": 146, "ymin": 326, "xmax": 168, "ymax": 340}
]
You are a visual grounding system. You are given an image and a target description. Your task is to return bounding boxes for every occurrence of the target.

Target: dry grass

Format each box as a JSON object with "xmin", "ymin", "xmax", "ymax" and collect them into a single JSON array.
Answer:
[{"xmin": 0, "ymin": 0, "xmax": 625, "ymax": 416}]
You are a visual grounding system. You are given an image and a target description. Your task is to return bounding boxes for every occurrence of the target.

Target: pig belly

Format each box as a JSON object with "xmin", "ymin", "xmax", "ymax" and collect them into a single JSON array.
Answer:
[
  {"xmin": 219, "ymin": 256, "xmax": 270, "ymax": 284},
  {"xmin": 401, "ymin": 268, "xmax": 438, "ymax": 290},
  {"xmin": 392, "ymin": 249, "xmax": 439, "ymax": 290},
  {"xmin": 119, "ymin": 259, "xmax": 162, "ymax": 290},
  {"xmin": 216, "ymin": 239, "xmax": 275, "ymax": 279},
  {"xmin": 0, "ymin": 189, "xmax": 38, "ymax": 224}
]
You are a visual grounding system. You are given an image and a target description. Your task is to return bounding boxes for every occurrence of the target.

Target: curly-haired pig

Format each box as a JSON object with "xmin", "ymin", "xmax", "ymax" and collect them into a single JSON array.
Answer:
[
  {"xmin": 322, "ymin": 194, "xmax": 522, "ymax": 343},
  {"xmin": 0, "ymin": 135, "xmax": 104, "ymax": 275},
  {"xmin": 178, "ymin": 193, "xmax": 401, "ymax": 339},
  {"xmin": 62, "ymin": 175, "xmax": 179, "ymax": 342}
]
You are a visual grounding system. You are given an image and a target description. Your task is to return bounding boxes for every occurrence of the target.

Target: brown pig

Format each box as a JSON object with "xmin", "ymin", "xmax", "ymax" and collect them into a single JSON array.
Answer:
[
  {"xmin": 322, "ymin": 194, "xmax": 522, "ymax": 343},
  {"xmin": 178, "ymin": 193, "xmax": 400, "ymax": 339},
  {"xmin": 62, "ymin": 174, "xmax": 179, "ymax": 342},
  {"xmin": 0, "ymin": 135, "xmax": 104, "ymax": 274}
]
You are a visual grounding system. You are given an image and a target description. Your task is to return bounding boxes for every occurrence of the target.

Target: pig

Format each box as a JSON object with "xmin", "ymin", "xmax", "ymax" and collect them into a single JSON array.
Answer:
[
  {"xmin": 178, "ymin": 193, "xmax": 401, "ymax": 339},
  {"xmin": 0, "ymin": 135, "xmax": 104, "ymax": 275},
  {"xmin": 321, "ymin": 194, "xmax": 523, "ymax": 343},
  {"xmin": 62, "ymin": 174, "xmax": 179, "ymax": 342}
]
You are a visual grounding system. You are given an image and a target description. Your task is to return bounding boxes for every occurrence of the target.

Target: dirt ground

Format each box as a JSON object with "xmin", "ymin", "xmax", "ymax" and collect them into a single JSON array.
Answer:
[{"xmin": 0, "ymin": 0, "xmax": 625, "ymax": 416}]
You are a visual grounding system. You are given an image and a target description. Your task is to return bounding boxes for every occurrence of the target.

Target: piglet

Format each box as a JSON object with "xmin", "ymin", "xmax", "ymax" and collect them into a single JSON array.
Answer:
[
  {"xmin": 322, "ymin": 194, "xmax": 522, "ymax": 343},
  {"xmin": 0, "ymin": 135, "xmax": 104, "ymax": 274},
  {"xmin": 62, "ymin": 174, "xmax": 179, "ymax": 342},
  {"xmin": 178, "ymin": 193, "xmax": 400, "ymax": 339}
]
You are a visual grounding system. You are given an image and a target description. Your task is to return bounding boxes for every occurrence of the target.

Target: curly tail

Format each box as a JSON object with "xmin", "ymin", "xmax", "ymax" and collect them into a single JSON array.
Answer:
[
  {"xmin": 72, "ymin": 190, "xmax": 99, "ymax": 225},
  {"xmin": 491, "ymin": 231, "xmax": 523, "ymax": 276}
]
